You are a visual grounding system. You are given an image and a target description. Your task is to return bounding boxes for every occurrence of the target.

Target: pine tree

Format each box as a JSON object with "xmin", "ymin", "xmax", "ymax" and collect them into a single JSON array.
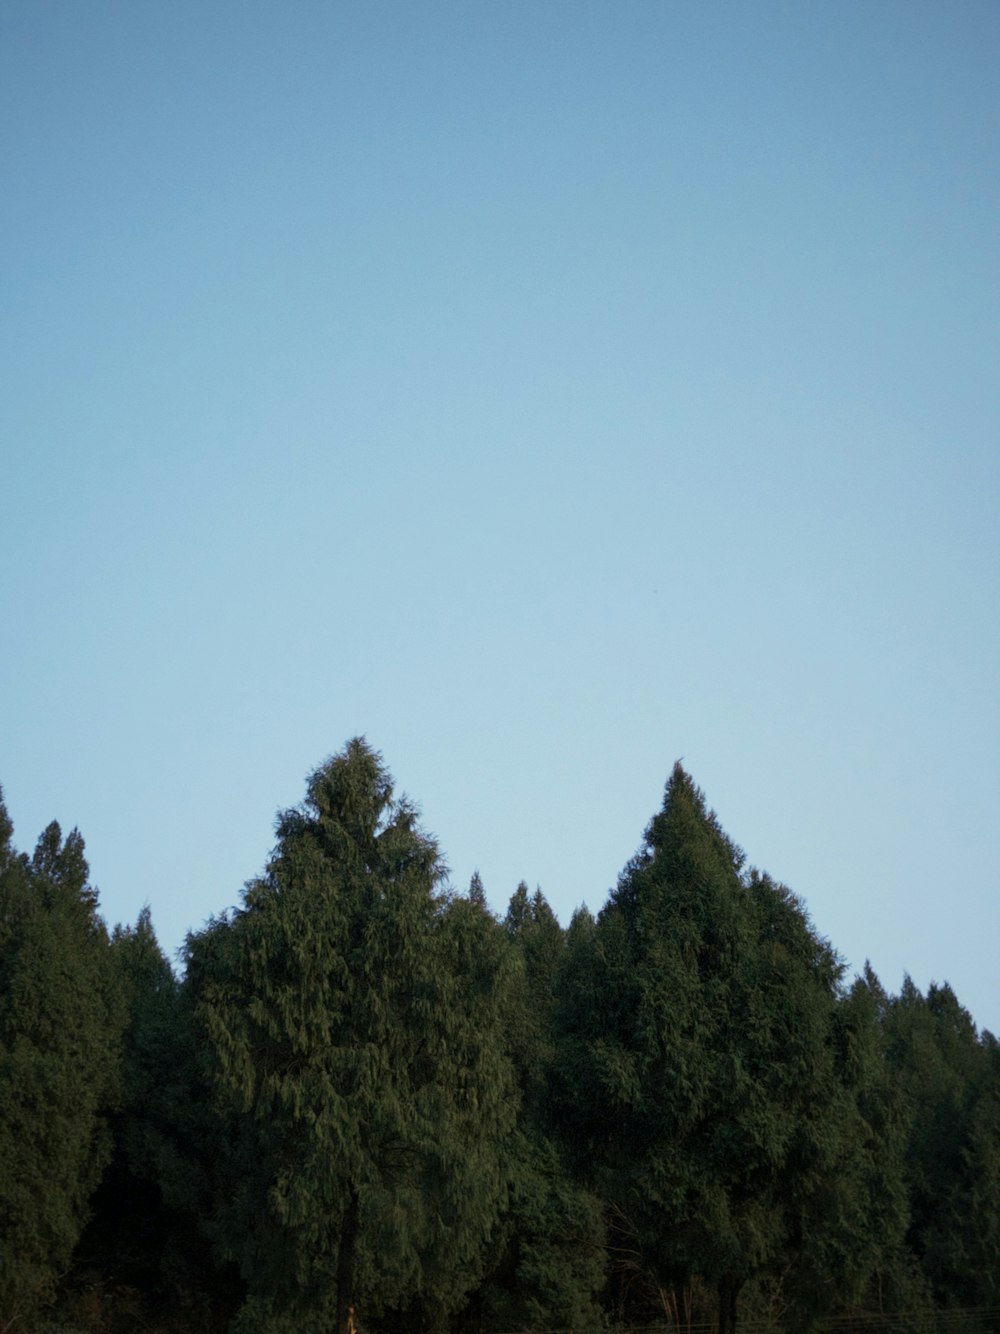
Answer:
[
  {"xmin": 188, "ymin": 740, "xmax": 517, "ymax": 1334},
  {"xmin": 883, "ymin": 977, "xmax": 1000, "ymax": 1313},
  {"xmin": 558, "ymin": 764, "xmax": 868, "ymax": 1334},
  {"xmin": 0, "ymin": 793, "xmax": 122, "ymax": 1330},
  {"xmin": 815, "ymin": 966, "xmax": 916, "ymax": 1323},
  {"xmin": 76, "ymin": 907, "xmax": 240, "ymax": 1327},
  {"xmin": 467, "ymin": 870, "xmax": 487, "ymax": 908},
  {"xmin": 465, "ymin": 887, "xmax": 605, "ymax": 1334},
  {"xmin": 504, "ymin": 884, "xmax": 563, "ymax": 1124}
]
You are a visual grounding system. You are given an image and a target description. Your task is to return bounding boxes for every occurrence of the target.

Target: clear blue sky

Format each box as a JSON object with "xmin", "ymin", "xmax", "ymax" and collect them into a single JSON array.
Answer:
[{"xmin": 2, "ymin": 2, "xmax": 998, "ymax": 1031}]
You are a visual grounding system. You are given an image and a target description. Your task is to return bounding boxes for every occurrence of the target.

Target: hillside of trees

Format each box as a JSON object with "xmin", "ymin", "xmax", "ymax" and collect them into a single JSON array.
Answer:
[{"xmin": 1, "ymin": 739, "xmax": 998, "ymax": 1334}]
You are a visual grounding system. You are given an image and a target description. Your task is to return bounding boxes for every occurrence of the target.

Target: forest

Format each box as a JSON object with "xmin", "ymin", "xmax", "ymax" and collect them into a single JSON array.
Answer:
[{"xmin": 1, "ymin": 739, "xmax": 998, "ymax": 1334}]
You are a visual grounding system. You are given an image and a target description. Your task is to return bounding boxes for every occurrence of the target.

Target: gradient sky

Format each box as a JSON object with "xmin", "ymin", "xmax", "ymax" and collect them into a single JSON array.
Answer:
[{"xmin": 2, "ymin": 2, "xmax": 998, "ymax": 1031}]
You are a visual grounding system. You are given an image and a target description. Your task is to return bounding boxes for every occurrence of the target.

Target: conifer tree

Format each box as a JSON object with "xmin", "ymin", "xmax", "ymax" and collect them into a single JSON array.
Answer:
[
  {"xmin": 883, "ymin": 977, "xmax": 1000, "ymax": 1313},
  {"xmin": 77, "ymin": 907, "xmax": 238, "ymax": 1326},
  {"xmin": 0, "ymin": 794, "xmax": 122, "ymax": 1330},
  {"xmin": 188, "ymin": 740, "xmax": 516, "ymax": 1334},
  {"xmin": 558, "ymin": 764, "xmax": 870, "ymax": 1334},
  {"xmin": 468, "ymin": 870, "xmax": 487, "ymax": 908},
  {"xmin": 818, "ymin": 966, "xmax": 916, "ymax": 1322},
  {"xmin": 504, "ymin": 883, "xmax": 563, "ymax": 1123},
  {"xmin": 465, "ymin": 886, "xmax": 605, "ymax": 1334}
]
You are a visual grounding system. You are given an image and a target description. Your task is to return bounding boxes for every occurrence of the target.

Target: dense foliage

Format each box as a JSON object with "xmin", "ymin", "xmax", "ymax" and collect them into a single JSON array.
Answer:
[{"xmin": 0, "ymin": 747, "xmax": 997, "ymax": 1334}]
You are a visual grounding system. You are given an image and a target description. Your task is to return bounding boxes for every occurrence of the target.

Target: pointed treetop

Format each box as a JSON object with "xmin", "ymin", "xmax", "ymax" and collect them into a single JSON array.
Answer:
[
  {"xmin": 271, "ymin": 737, "xmax": 444, "ymax": 889},
  {"xmin": 468, "ymin": 870, "xmax": 486, "ymax": 906},
  {"xmin": 505, "ymin": 881, "xmax": 531, "ymax": 935},
  {"xmin": 530, "ymin": 887, "xmax": 559, "ymax": 929},
  {"xmin": 30, "ymin": 821, "xmax": 98, "ymax": 913},
  {"xmin": 300, "ymin": 736, "xmax": 393, "ymax": 845},
  {"xmin": 568, "ymin": 904, "xmax": 595, "ymax": 933},
  {"xmin": 643, "ymin": 762, "xmax": 745, "ymax": 873},
  {"xmin": 607, "ymin": 762, "xmax": 745, "ymax": 922}
]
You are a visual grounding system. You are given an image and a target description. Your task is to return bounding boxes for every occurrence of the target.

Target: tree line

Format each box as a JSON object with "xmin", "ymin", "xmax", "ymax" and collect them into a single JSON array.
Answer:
[{"xmin": 1, "ymin": 739, "xmax": 998, "ymax": 1334}]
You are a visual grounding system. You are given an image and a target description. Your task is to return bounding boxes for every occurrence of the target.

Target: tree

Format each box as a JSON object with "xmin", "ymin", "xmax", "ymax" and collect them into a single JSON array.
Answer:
[
  {"xmin": 503, "ymin": 883, "xmax": 564, "ymax": 1126},
  {"xmin": 883, "ymin": 976, "xmax": 1000, "ymax": 1314},
  {"xmin": 818, "ymin": 966, "xmax": 917, "ymax": 1323},
  {"xmin": 463, "ymin": 886, "xmax": 605, "ymax": 1334},
  {"xmin": 74, "ymin": 907, "xmax": 241, "ymax": 1330},
  {"xmin": 557, "ymin": 764, "xmax": 872, "ymax": 1333},
  {"xmin": 0, "ymin": 793, "xmax": 122, "ymax": 1331},
  {"xmin": 77, "ymin": 909, "xmax": 177, "ymax": 1291},
  {"xmin": 187, "ymin": 740, "xmax": 517, "ymax": 1334}
]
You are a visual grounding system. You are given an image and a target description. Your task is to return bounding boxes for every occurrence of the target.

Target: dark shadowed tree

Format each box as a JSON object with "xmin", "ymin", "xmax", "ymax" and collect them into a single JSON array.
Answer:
[
  {"xmin": 76, "ymin": 907, "xmax": 241, "ymax": 1329},
  {"xmin": 76, "ymin": 909, "xmax": 178, "ymax": 1296},
  {"xmin": 883, "ymin": 976, "xmax": 1000, "ymax": 1314},
  {"xmin": 814, "ymin": 965, "xmax": 918, "ymax": 1323},
  {"xmin": 463, "ymin": 885, "xmax": 605, "ymax": 1334},
  {"xmin": 0, "ymin": 794, "xmax": 122, "ymax": 1331}
]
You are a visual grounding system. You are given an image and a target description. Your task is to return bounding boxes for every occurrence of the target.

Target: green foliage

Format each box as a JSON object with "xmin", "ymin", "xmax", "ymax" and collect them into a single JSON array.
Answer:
[
  {"xmin": 187, "ymin": 740, "xmax": 518, "ymax": 1333},
  {"xmin": 473, "ymin": 1129, "xmax": 607, "ymax": 1334},
  {"xmin": 503, "ymin": 883, "xmax": 564, "ymax": 1123},
  {"xmin": 74, "ymin": 906, "xmax": 241, "ymax": 1330},
  {"xmin": 882, "ymin": 976, "xmax": 1000, "ymax": 1313},
  {"xmin": 0, "ymin": 796, "xmax": 123, "ymax": 1331},
  {"xmin": 557, "ymin": 764, "xmax": 879, "ymax": 1332},
  {"xmin": 825, "ymin": 966, "xmax": 923, "ymax": 1319},
  {"xmin": 2, "ymin": 754, "xmax": 997, "ymax": 1334},
  {"xmin": 461, "ymin": 885, "xmax": 606, "ymax": 1334}
]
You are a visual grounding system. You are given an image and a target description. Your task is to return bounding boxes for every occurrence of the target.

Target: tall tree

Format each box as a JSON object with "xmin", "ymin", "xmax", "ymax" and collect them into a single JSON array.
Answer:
[
  {"xmin": 883, "ymin": 977, "xmax": 1000, "ymax": 1314},
  {"xmin": 464, "ymin": 886, "xmax": 605, "ymax": 1334},
  {"xmin": 188, "ymin": 740, "xmax": 516, "ymax": 1334},
  {"xmin": 558, "ymin": 764, "xmax": 872, "ymax": 1334},
  {"xmin": 819, "ymin": 966, "xmax": 917, "ymax": 1323},
  {"xmin": 78, "ymin": 909, "xmax": 178, "ymax": 1292},
  {"xmin": 76, "ymin": 907, "xmax": 241, "ymax": 1329},
  {"xmin": 0, "ymin": 793, "xmax": 122, "ymax": 1331},
  {"xmin": 504, "ymin": 883, "xmax": 564, "ymax": 1125}
]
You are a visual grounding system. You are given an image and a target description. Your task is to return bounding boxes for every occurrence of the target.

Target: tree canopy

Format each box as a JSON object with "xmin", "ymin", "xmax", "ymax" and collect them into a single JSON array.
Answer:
[
  {"xmin": 0, "ymin": 750, "xmax": 997, "ymax": 1334},
  {"xmin": 0, "ymin": 796, "xmax": 122, "ymax": 1331},
  {"xmin": 185, "ymin": 739, "xmax": 518, "ymax": 1334}
]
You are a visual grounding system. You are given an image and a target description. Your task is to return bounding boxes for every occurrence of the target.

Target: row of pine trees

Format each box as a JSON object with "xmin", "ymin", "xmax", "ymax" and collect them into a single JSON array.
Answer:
[{"xmin": 1, "ymin": 739, "xmax": 998, "ymax": 1334}]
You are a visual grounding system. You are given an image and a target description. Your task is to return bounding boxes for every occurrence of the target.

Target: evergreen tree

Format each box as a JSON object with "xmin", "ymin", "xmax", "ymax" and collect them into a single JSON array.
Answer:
[
  {"xmin": 883, "ymin": 977, "xmax": 1000, "ymax": 1314},
  {"xmin": 0, "ymin": 794, "xmax": 122, "ymax": 1331},
  {"xmin": 467, "ymin": 870, "xmax": 487, "ymax": 908},
  {"xmin": 504, "ymin": 883, "xmax": 564, "ymax": 1125},
  {"xmin": 827, "ymin": 966, "xmax": 920, "ymax": 1322},
  {"xmin": 464, "ymin": 886, "xmax": 605, "ymax": 1334},
  {"xmin": 558, "ymin": 764, "xmax": 870, "ymax": 1334},
  {"xmin": 79, "ymin": 909, "xmax": 177, "ymax": 1291},
  {"xmin": 76, "ymin": 907, "xmax": 239, "ymax": 1329},
  {"xmin": 381, "ymin": 887, "xmax": 522, "ymax": 1332},
  {"xmin": 951, "ymin": 1032, "xmax": 1000, "ymax": 1312},
  {"xmin": 188, "ymin": 740, "xmax": 516, "ymax": 1334}
]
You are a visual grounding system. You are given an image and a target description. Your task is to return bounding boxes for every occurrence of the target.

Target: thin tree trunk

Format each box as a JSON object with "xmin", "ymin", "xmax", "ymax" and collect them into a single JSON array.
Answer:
[{"xmin": 336, "ymin": 1188, "xmax": 359, "ymax": 1334}]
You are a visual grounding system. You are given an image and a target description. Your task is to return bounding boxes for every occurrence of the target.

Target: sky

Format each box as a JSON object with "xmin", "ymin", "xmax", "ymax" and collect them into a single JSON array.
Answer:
[{"xmin": 2, "ymin": 1, "xmax": 998, "ymax": 1032}]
